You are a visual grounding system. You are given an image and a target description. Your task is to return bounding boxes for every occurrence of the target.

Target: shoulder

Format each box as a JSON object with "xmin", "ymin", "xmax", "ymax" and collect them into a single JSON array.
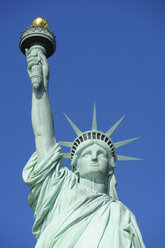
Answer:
[
  {"xmin": 111, "ymin": 200, "xmax": 132, "ymax": 210},
  {"xmin": 110, "ymin": 200, "xmax": 135, "ymax": 219}
]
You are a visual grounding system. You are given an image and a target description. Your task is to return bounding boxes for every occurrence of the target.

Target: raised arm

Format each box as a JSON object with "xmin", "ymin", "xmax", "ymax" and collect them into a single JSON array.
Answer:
[{"xmin": 26, "ymin": 46, "xmax": 55, "ymax": 163}]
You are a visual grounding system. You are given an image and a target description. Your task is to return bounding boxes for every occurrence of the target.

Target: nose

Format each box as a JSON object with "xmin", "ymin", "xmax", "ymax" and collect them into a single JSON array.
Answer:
[{"xmin": 91, "ymin": 151, "xmax": 98, "ymax": 162}]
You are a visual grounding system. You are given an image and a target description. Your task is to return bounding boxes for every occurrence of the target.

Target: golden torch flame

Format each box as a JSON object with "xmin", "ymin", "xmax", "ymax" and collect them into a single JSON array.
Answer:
[{"xmin": 32, "ymin": 17, "xmax": 49, "ymax": 28}]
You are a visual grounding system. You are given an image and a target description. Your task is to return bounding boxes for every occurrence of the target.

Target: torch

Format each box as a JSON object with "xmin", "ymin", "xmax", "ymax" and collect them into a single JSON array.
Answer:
[{"xmin": 19, "ymin": 17, "xmax": 56, "ymax": 87}]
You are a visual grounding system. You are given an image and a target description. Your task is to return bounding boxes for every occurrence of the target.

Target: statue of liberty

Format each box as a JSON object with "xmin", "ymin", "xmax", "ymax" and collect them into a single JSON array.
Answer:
[{"xmin": 21, "ymin": 18, "xmax": 145, "ymax": 248}]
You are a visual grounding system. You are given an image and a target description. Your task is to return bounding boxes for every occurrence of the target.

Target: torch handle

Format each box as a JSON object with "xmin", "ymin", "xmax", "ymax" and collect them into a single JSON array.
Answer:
[
  {"xmin": 31, "ymin": 63, "xmax": 42, "ymax": 84},
  {"xmin": 29, "ymin": 45, "xmax": 46, "ymax": 89}
]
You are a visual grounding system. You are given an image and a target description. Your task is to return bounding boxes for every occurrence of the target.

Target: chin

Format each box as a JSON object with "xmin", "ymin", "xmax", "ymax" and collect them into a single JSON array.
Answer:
[{"xmin": 81, "ymin": 169, "xmax": 105, "ymax": 179}]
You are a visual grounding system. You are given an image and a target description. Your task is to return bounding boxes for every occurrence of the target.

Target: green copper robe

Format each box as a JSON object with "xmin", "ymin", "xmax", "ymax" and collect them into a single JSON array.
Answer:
[{"xmin": 23, "ymin": 143, "xmax": 145, "ymax": 248}]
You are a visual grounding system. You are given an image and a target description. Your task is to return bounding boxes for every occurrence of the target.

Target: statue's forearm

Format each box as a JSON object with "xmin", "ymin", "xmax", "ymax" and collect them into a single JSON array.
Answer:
[{"xmin": 32, "ymin": 85, "xmax": 55, "ymax": 162}]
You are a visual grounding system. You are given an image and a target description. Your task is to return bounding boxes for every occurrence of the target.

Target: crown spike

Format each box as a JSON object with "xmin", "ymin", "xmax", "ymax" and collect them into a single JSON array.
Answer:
[
  {"xmin": 59, "ymin": 142, "xmax": 72, "ymax": 148},
  {"xmin": 62, "ymin": 153, "xmax": 71, "ymax": 159},
  {"xmin": 105, "ymin": 115, "xmax": 126, "ymax": 137},
  {"xmin": 64, "ymin": 113, "xmax": 82, "ymax": 136},
  {"xmin": 115, "ymin": 137, "xmax": 140, "ymax": 149},
  {"xmin": 116, "ymin": 155, "xmax": 142, "ymax": 161},
  {"xmin": 92, "ymin": 102, "xmax": 97, "ymax": 131}
]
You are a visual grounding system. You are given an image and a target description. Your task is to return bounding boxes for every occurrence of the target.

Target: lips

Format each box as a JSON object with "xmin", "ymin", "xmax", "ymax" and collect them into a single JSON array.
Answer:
[{"xmin": 90, "ymin": 163, "xmax": 99, "ymax": 167}]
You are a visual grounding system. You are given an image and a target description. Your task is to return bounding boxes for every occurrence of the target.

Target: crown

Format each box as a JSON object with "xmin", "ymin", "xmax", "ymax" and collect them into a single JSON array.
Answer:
[{"xmin": 60, "ymin": 103, "xmax": 141, "ymax": 165}]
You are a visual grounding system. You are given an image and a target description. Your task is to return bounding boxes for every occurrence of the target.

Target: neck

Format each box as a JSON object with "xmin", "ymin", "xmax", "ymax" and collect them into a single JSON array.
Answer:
[{"xmin": 80, "ymin": 177, "xmax": 108, "ymax": 194}]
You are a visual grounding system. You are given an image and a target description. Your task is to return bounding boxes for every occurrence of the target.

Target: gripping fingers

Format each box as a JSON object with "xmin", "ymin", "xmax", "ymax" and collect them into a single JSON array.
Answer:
[
  {"xmin": 26, "ymin": 53, "xmax": 39, "ymax": 63},
  {"xmin": 25, "ymin": 49, "xmax": 29, "ymax": 57},
  {"xmin": 27, "ymin": 58, "xmax": 41, "ymax": 71},
  {"xmin": 38, "ymin": 51, "xmax": 48, "ymax": 66}
]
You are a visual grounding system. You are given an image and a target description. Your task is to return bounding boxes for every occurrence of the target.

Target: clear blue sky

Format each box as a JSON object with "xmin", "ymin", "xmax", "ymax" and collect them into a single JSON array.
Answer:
[{"xmin": 1, "ymin": 0, "xmax": 165, "ymax": 247}]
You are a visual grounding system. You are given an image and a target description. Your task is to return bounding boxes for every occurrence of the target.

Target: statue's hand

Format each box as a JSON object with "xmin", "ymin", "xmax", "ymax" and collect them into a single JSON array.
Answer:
[{"xmin": 26, "ymin": 47, "xmax": 49, "ymax": 90}]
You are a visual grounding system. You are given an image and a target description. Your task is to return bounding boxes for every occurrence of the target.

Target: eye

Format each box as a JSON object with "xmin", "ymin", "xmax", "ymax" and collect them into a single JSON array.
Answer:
[
  {"xmin": 97, "ymin": 151, "xmax": 107, "ymax": 158},
  {"xmin": 82, "ymin": 152, "xmax": 91, "ymax": 158},
  {"xmin": 98, "ymin": 153, "xmax": 105, "ymax": 158}
]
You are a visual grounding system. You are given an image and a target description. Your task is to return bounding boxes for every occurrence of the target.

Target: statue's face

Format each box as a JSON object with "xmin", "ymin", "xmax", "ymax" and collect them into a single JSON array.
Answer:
[{"xmin": 77, "ymin": 144, "xmax": 109, "ymax": 180}]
